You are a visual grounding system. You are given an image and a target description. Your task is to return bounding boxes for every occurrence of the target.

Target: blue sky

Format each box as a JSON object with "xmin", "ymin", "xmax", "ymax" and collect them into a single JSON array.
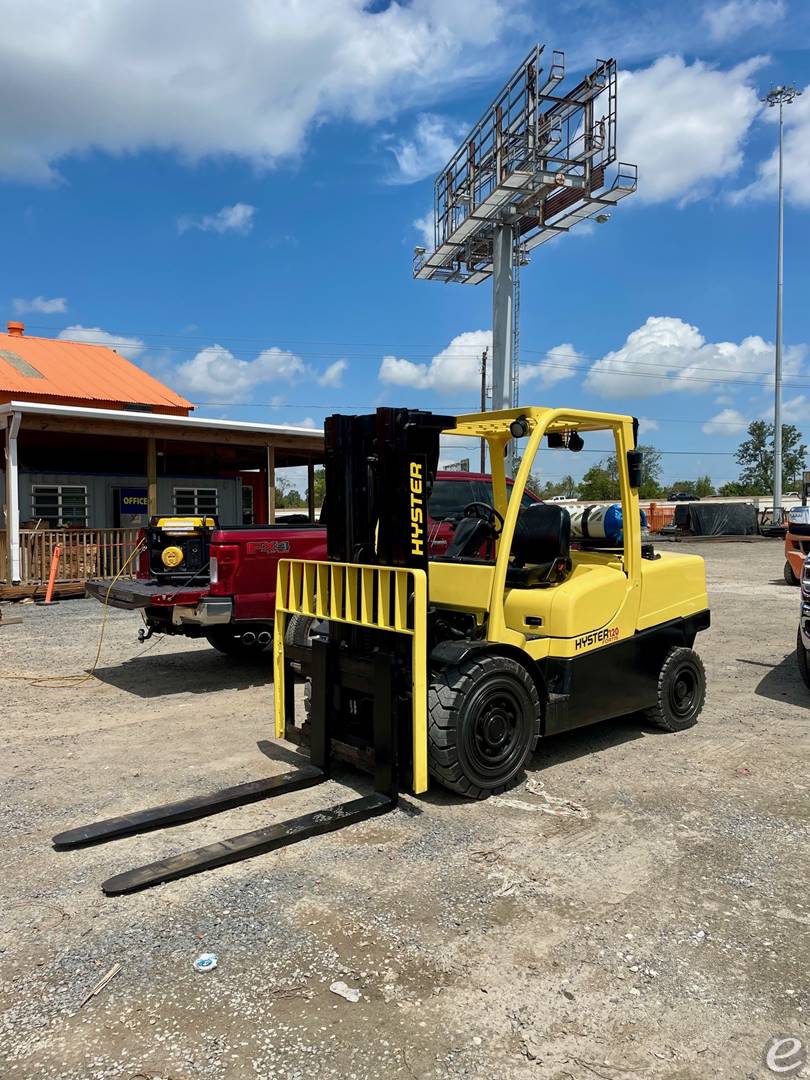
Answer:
[{"xmin": 2, "ymin": 0, "xmax": 809, "ymax": 487}]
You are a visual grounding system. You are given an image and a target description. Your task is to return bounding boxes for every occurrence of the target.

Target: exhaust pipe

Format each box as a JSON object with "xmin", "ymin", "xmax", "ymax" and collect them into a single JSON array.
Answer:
[
  {"xmin": 241, "ymin": 631, "xmax": 257, "ymax": 646},
  {"xmin": 257, "ymin": 631, "xmax": 272, "ymax": 646}
]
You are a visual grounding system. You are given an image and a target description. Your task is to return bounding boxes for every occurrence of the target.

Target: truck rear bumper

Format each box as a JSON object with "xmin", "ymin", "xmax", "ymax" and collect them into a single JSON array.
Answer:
[{"xmin": 171, "ymin": 597, "xmax": 233, "ymax": 627}]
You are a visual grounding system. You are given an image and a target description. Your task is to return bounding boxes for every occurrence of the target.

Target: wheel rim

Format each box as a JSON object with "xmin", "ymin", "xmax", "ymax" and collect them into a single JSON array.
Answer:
[
  {"xmin": 461, "ymin": 678, "xmax": 532, "ymax": 787},
  {"xmin": 668, "ymin": 665, "xmax": 698, "ymax": 719}
]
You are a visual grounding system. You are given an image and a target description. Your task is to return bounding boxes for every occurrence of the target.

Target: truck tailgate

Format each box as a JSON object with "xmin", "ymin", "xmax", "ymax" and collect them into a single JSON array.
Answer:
[{"xmin": 86, "ymin": 579, "xmax": 208, "ymax": 611}]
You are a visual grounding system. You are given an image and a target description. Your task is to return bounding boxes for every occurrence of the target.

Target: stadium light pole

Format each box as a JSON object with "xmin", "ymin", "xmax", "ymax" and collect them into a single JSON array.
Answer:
[{"xmin": 762, "ymin": 83, "xmax": 801, "ymax": 515}]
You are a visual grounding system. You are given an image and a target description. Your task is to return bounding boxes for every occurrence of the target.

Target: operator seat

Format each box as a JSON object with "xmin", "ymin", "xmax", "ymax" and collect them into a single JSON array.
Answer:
[{"xmin": 506, "ymin": 503, "xmax": 572, "ymax": 588}]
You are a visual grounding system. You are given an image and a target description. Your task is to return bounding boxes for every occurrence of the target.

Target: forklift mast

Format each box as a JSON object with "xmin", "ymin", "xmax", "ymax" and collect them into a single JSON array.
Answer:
[{"xmin": 324, "ymin": 408, "xmax": 455, "ymax": 569}]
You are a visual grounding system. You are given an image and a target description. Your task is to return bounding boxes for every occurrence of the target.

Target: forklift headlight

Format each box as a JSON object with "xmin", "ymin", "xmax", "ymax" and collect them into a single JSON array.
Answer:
[{"xmin": 509, "ymin": 416, "xmax": 529, "ymax": 439}]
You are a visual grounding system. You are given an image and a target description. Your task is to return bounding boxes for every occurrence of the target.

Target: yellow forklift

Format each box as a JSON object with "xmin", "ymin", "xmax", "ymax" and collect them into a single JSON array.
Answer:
[{"xmin": 54, "ymin": 405, "xmax": 709, "ymax": 894}]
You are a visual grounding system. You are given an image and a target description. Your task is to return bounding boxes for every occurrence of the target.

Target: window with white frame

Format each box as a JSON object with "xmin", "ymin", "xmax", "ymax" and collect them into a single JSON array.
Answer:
[
  {"xmin": 31, "ymin": 485, "xmax": 88, "ymax": 527},
  {"xmin": 173, "ymin": 487, "xmax": 219, "ymax": 516}
]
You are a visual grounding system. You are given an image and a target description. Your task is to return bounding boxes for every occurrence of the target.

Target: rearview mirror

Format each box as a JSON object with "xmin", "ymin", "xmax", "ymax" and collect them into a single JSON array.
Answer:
[{"xmin": 627, "ymin": 449, "xmax": 643, "ymax": 489}]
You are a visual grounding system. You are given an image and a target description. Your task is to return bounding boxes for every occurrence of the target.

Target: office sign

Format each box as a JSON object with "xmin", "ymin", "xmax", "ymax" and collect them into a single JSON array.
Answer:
[{"xmin": 119, "ymin": 487, "xmax": 148, "ymax": 515}]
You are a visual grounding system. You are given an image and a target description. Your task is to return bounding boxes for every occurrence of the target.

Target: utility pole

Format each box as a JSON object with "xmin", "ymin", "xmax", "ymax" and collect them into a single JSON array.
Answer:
[
  {"xmin": 480, "ymin": 346, "xmax": 488, "ymax": 473},
  {"xmin": 762, "ymin": 83, "xmax": 801, "ymax": 517}
]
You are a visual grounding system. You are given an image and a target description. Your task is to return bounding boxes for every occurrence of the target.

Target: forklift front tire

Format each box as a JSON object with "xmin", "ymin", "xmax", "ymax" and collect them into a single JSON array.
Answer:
[
  {"xmin": 428, "ymin": 655, "xmax": 541, "ymax": 799},
  {"xmin": 644, "ymin": 646, "xmax": 706, "ymax": 732}
]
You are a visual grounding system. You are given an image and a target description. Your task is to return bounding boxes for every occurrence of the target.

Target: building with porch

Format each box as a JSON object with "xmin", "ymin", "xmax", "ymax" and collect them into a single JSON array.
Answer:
[{"xmin": 0, "ymin": 324, "xmax": 323, "ymax": 594}]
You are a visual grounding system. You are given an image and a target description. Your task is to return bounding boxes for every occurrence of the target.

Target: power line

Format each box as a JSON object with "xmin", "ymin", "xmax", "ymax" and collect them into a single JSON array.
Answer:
[{"xmin": 21, "ymin": 324, "xmax": 808, "ymax": 388}]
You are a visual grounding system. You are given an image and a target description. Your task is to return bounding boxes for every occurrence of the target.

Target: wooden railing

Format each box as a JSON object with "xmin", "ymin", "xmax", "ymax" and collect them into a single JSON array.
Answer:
[{"xmin": 0, "ymin": 528, "xmax": 141, "ymax": 585}]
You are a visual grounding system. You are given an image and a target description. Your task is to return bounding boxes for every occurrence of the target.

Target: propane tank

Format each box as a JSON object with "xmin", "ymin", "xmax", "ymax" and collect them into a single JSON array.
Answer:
[{"xmin": 569, "ymin": 504, "xmax": 648, "ymax": 545}]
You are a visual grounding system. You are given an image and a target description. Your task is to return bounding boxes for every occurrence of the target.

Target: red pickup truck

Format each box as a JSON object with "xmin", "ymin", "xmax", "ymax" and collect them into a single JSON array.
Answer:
[{"xmin": 87, "ymin": 471, "xmax": 537, "ymax": 657}]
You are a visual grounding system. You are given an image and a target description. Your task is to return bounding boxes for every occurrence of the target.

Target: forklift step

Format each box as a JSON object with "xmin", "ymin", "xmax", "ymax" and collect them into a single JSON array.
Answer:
[
  {"xmin": 101, "ymin": 791, "xmax": 395, "ymax": 895},
  {"xmin": 52, "ymin": 765, "xmax": 324, "ymax": 849}
]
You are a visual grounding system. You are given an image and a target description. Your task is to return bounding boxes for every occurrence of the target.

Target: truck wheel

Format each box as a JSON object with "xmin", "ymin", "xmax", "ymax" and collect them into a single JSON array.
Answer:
[
  {"xmin": 285, "ymin": 614, "xmax": 315, "ymax": 650},
  {"xmin": 644, "ymin": 646, "xmax": 706, "ymax": 732},
  {"xmin": 798, "ymin": 628, "xmax": 810, "ymax": 690},
  {"xmin": 428, "ymin": 655, "xmax": 541, "ymax": 799},
  {"xmin": 205, "ymin": 627, "xmax": 271, "ymax": 659},
  {"xmin": 784, "ymin": 560, "xmax": 799, "ymax": 586}
]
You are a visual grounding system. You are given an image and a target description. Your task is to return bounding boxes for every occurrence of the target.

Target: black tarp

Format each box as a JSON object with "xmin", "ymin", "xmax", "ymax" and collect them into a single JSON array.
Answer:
[{"xmin": 675, "ymin": 502, "xmax": 759, "ymax": 536}]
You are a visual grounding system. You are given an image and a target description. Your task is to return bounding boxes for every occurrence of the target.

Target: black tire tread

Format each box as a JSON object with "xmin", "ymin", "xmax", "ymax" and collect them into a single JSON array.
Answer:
[
  {"xmin": 428, "ymin": 655, "xmax": 541, "ymax": 800},
  {"xmin": 285, "ymin": 614, "xmax": 315, "ymax": 650},
  {"xmin": 643, "ymin": 646, "xmax": 706, "ymax": 732},
  {"xmin": 784, "ymin": 560, "xmax": 799, "ymax": 586},
  {"xmin": 797, "ymin": 627, "xmax": 810, "ymax": 690}
]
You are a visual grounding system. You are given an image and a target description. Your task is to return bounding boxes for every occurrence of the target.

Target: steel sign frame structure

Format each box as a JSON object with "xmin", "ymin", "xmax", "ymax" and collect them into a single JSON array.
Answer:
[{"xmin": 412, "ymin": 46, "xmax": 637, "ymax": 471}]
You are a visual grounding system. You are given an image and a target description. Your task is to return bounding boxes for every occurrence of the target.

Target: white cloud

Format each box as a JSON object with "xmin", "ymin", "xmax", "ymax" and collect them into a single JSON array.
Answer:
[
  {"xmin": 379, "ymin": 330, "xmax": 490, "ymax": 393},
  {"xmin": 779, "ymin": 395, "xmax": 807, "ymax": 425},
  {"xmin": 387, "ymin": 113, "xmax": 465, "ymax": 183},
  {"xmin": 704, "ymin": 0, "xmax": 786, "ymax": 41},
  {"xmin": 585, "ymin": 315, "xmax": 806, "ymax": 399},
  {"xmin": 638, "ymin": 417, "xmax": 660, "ymax": 434},
  {"xmin": 702, "ymin": 408, "xmax": 749, "ymax": 435},
  {"xmin": 379, "ymin": 332, "xmax": 583, "ymax": 396},
  {"xmin": 0, "ymin": 0, "xmax": 514, "ymax": 183},
  {"xmin": 13, "ymin": 295, "xmax": 66, "ymax": 315},
  {"xmin": 731, "ymin": 85, "xmax": 810, "ymax": 207},
  {"xmin": 619, "ymin": 55, "xmax": 765, "ymax": 204},
  {"xmin": 318, "ymin": 359, "xmax": 347, "ymax": 388},
  {"xmin": 175, "ymin": 343, "xmax": 340, "ymax": 403},
  {"xmin": 57, "ymin": 324, "xmax": 145, "ymax": 361},
  {"xmin": 177, "ymin": 203, "xmax": 256, "ymax": 236},
  {"xmin": 414, "ymin": 210, "xmax": 435, "ymax": 250},
  {"xmin": 521, "ymin": 344, "xmax": 584, "ymax": 388}
]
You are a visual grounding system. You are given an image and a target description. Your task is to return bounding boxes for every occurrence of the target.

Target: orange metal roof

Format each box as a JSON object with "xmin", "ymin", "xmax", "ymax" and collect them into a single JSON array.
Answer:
[{"xmin": 0, "ymin": 327, "xmax": 192, "ymax": 414}]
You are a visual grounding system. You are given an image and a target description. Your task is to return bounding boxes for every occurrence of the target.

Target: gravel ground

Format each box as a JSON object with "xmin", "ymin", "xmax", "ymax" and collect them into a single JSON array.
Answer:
[{"xmin": 0, "ymin": 540, "xmax": 808, "ymax": 1080}]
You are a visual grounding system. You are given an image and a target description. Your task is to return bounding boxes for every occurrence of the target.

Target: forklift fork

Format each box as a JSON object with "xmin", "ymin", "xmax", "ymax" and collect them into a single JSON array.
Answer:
[{"xmin": 52, "ymin": 640, "xmax": 399, "ymax": 896}]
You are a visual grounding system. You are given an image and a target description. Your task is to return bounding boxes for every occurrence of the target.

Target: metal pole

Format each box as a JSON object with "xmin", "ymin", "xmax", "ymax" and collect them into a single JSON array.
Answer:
[
  {"xmin": 773, "ymin": 96, "xmax": 784, "ymax": 516},
  {"xmin": 480, "ymin": 347, "xmax": 488, "ymax": 473},
  {"xmin": 492, "ymin": 222, "xmax": 514, "ymax": 475},
  {"xmin": 5, "ymin": 412, "xmax": 22, "ymax": 584},
  {"xmin": 763, "ymin": 83, "xmax": 801, "ymax": 511}
]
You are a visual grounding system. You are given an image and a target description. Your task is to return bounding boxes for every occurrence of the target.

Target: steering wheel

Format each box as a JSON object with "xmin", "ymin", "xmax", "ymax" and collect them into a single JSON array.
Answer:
[{"xmin": 461, "ymin": 501, "xmax": 504, "ymax": 538}]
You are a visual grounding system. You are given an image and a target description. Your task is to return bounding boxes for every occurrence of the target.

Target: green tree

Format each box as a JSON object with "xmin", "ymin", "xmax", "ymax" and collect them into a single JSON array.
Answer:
[
  {"xmin": 535, "ymin": 473, "xmax": 579, "ymax": 499},
  {"xmin": 311, "ymin": 466, "xmax": 326, "ymax": 505},
  {"xmin": 635, "ymin": 444, "xmax": 664, "ymax": 499},
  {"xmin": 718, "ymin": 480, "xmax": 756, "ymax": 497},
  {"xmin": 578, "ymin": 462, "xmax": 618, "ymax": 500},
  {"xmin": 735, "ymin": 420, "xmax": 807, "ymax": 493},
  {"xmin": 667, "ymin": 476, "xmax": 715, "ymax": 497},
  {"xmin": 579, "ymin": 444, "xmax": 663, "ymax": 501}
]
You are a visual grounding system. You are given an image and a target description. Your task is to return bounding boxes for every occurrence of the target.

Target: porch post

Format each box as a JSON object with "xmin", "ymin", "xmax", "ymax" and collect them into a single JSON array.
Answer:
[
  {"xmin": 307, "ymin": 458, "xmax": 315, "ymax": 522},
  {"xmin": 4, "ymin": 412, "xmax": 21, "ymax": 584},
  {"xmin": 147, "ymin": 437, "xmax": 157, "ymax": 516},
  {"xmin": 267, "ymin": 445, "xmax": 276, "ymax": 524}
]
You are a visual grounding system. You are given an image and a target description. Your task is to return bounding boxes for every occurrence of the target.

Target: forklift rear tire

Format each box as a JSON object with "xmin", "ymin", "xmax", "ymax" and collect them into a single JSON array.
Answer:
[
  {"xmin": 784, "ymin": 560, "xmax": 799, "ymax": 586},
  {"xmin": 428, "ymin": 655, "xmax": 541, "ymax": 799},
  {"xmin": 643, "ymin": 646, "xmax": 706, "ymax": 732},
  {"xmin": 798, "ymin": 628, "xmax": 810, "ymax": 690}
]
